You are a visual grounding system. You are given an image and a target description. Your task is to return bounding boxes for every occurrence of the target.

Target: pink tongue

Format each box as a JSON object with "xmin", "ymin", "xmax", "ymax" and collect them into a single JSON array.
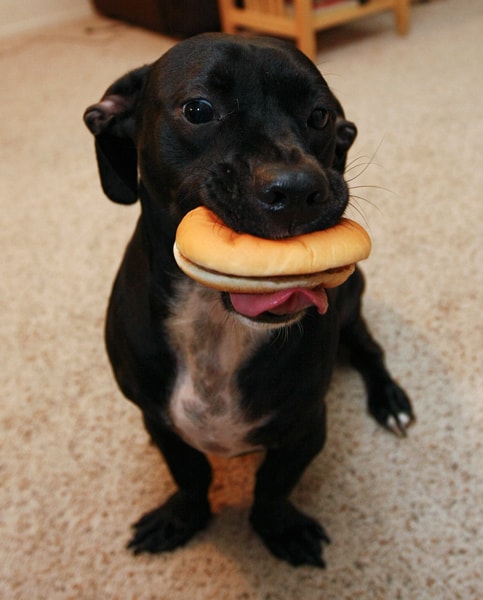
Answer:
[{"xmin": 229, "ymin": 287, "xmax": 328, "ymax": 318}]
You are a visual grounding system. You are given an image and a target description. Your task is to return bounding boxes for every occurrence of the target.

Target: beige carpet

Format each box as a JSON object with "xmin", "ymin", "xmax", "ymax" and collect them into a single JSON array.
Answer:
[{"xmin": 1, "ymin": 1, "xmax": 482, "ymax": 598}]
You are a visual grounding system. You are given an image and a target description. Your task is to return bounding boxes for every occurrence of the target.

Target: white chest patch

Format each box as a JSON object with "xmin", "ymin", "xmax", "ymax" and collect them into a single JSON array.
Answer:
[{"xmin": 165, "ymin": 281, "xmax": 270, "ymax": 457}]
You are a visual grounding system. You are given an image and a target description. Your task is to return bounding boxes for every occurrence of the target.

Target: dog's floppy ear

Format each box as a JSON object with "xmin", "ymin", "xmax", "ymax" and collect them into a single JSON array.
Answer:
[
  {"xmin": 83, "ymin": 65, "xmax": 151, "ymax": 204},
  {"xmin": 334, "ymin": 116, "xmax": 357, "ymax": 173}
]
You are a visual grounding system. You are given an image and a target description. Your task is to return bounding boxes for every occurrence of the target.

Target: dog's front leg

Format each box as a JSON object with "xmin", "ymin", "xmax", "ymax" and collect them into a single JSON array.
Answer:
[
  {"xmin": 250, "ymin": 415, "xmax": 330, "ymax": 568},
  {"xmin": 127, "ymin": 415, "xmax": 212, "ymax": 555},
  {"xmin": 338, "ymin": 269, "xmax": 415, "ymax": 436}
]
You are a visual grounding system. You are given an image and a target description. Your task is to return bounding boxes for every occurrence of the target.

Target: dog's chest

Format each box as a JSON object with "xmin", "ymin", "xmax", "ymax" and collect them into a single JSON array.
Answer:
[{"xmin": 166, "ymin": 282, "xmax": 270, "ymax": 457}]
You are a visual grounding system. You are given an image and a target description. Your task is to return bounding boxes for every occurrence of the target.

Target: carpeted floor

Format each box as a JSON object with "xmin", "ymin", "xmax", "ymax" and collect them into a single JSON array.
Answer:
[{"xmin": 1, "ymin": 1, "xmax": 482, "ymax": 598}]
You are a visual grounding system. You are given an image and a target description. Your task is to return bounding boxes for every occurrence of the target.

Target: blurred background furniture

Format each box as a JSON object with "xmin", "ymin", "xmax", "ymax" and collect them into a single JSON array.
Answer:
[
  {"xmin": 93, "ymin": 0, "xmax": 220, "ymax": 37},
  {"xmin": 92, "ymin": 0, "xmax": 410, "ymax": 59},
  {"xmin": 217, "ymin": 0, "xmax": 410, "ymax": 59}
]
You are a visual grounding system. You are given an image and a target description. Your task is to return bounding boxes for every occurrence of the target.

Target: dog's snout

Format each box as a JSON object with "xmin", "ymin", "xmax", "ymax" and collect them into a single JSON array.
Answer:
[
  {"xmin": 255, "ymin": 166, "xmax": 329, "ymax": 233},
  {"xmin": 262, "ymin": 173, "xmax": 325, "ymax": 208}
]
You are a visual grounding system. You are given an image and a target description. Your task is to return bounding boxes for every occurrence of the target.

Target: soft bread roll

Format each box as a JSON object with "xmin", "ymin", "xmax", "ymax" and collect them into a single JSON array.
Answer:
[
  {"xmin": 173, "ymin": 246, "xmax": 355, "ymax": 293},
  {"xmin": 173, "ymin": 206, "xmax": 371, "ymax": 293}
]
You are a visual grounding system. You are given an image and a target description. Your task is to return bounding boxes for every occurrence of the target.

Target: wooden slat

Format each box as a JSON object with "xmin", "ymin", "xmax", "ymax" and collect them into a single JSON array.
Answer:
[
  {"xmin": 313, "ymin": 0, "xmax": 399, "ymax": 29},
  {"xmin": 244, "ymin": 0, "xmax": 286, "ymax": 14}
]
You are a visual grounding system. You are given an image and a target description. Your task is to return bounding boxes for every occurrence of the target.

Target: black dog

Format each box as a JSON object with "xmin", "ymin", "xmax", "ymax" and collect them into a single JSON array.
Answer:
[{"xmin": 84, "ymin": 33, "xmax": 414, "ymax": 568}]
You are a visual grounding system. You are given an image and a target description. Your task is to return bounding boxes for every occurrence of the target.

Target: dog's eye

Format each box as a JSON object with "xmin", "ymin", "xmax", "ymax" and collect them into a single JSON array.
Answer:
[
  {"xmin": 308, "ymin": 108, "xmax": 330, "ymax": 130},
  {"xmin": 182, "ymin": 99, "xmax": 215, "ymax": 124}
]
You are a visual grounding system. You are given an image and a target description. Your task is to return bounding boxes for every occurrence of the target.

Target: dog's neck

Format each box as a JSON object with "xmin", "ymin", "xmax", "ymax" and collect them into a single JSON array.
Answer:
[
  {"xmin": 166, "ymin": 278, "xmax": 270, "ymax": 370},
  {"xmin": 164, "ymin": 278, "xmax": 271, "ymax": 456}
]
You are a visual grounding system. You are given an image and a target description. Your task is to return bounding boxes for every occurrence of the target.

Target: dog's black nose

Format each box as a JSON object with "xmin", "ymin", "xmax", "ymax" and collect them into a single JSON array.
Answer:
[{"xmin": 256, "ymin": 166, "xmax": 329, "ymax": 233}]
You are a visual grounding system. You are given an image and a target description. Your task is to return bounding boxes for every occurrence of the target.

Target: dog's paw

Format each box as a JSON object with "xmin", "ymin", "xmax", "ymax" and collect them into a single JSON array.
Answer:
[
  {"xmin": 368, "ymin": 379, "xmax": 415, "ymax": 437},
  {"xmin": 127, "ymin": 491, "xmax": 211, "ymax": 555},
  {"xmin": 250, "ymin": 499, "xmax": 330, "ymax": 568}
]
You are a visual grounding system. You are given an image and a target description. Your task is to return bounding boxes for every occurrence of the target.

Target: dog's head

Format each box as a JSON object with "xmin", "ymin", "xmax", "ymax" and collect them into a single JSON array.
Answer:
[
  {"xmin": 84, "ymin": 33, "xmax": 357, "ymax": 324},
  {"xmin": 84, "ymin": 33, "xmax": 356, "ymax": 234}
]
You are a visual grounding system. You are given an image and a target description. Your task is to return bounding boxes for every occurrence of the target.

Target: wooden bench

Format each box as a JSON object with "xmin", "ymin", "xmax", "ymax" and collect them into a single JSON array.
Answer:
[{"xmin": 217, "ymin": 0, "xmax": 410, "ymax": 59}]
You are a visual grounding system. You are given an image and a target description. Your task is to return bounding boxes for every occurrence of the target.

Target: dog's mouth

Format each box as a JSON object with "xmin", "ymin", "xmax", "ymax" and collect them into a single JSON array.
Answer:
[{"xmin": 224, "ymin": 286, "xmax": 329, "ymax": 324}]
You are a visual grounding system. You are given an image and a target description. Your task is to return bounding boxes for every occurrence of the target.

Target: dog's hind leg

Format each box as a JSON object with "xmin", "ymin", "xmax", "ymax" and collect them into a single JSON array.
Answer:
[
  {"xmin": 338, "ymin": 269, "xmax": 415, "ymax": 436},
  {"xmin": 127, "ymin": 415, "xmax": 213, "ymax": 555}
]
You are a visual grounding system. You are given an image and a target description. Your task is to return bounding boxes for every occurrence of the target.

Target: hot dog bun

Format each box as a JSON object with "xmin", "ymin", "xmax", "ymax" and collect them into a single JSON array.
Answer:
[{"xmin": 173, "ymin": 206, "xmax": 371, "ymax": 293}]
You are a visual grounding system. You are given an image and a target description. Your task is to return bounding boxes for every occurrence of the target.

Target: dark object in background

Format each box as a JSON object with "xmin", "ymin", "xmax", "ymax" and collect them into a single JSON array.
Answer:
[
  {"xmin": 92, "ymin": 0, "xmax": 220, "ymax": 37},
  {"xmin": 236, "ymin": 0, "xmax": 371, "ymax": 6}
]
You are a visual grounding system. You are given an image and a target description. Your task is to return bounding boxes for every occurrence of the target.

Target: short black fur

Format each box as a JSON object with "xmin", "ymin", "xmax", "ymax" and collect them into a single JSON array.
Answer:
[{"xmin": 84, "ymin": 33, "xmax": 414, "ymax": 568}]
